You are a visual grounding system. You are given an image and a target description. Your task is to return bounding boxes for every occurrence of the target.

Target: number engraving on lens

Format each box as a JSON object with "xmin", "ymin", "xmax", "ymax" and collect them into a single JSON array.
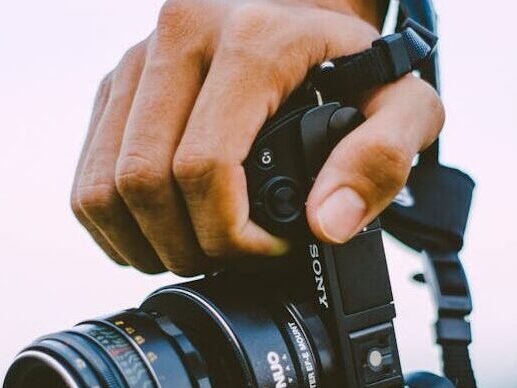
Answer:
[{"xmin": 76, "ymin": 324, "xmax": 155, "ymax": 388}]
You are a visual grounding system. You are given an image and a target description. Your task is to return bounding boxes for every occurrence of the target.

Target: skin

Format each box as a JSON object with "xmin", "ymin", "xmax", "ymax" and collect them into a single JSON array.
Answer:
[{"xmin": 71, "ymin": 0, "xmax": 445, "ymax": 275}]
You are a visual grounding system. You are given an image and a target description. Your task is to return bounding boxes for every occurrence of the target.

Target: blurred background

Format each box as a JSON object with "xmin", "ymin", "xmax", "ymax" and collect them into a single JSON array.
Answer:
[{"xmin": 1, "ymin": 0, "xmax": 515, "ymax": 385}]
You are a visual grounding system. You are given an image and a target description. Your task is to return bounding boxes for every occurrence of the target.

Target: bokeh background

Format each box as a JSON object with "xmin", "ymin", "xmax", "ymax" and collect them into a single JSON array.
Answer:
[{"xmin": 1, "ymin": 0, "xmax": 516, "ymax": 385}]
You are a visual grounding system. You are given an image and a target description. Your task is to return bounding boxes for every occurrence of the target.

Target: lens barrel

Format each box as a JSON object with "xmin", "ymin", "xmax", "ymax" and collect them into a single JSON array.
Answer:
[
  {"xmin": 4, "ymin": 274, "xmax": 334, "ymax": 388},
  {"xmin": 4, "ymin": 309, "xmax": 207, "ymax": 388}
]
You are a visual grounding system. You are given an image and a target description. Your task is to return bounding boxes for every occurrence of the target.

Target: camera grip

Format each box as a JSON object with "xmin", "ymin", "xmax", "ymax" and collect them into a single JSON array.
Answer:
[{"xmin": 244, "ymin": 103, "xmax": 404, "ymax": 387}]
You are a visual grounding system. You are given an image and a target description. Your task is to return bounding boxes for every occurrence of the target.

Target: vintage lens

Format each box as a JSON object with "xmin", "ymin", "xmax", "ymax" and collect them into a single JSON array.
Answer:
[
  {"xmin": 4, "ymin": 275, "xmax": 335, "ymax": 388},
  {"xmin": 4, "ymin": 309, "xmax": 209, "ymax": 388}
]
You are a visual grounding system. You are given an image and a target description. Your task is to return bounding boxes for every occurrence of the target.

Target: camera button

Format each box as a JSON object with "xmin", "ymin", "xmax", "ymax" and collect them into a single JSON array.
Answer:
[
  {"xmin": 271, "ymin": 186, "xmax": 299, "ymax": 218},
  {"xmin": 261, "ymin": 177, "xmax": 301, "ymax": 223},
  {"xmin": 257, "ymin": 148, "xmax": 274, "ymax": 169}
]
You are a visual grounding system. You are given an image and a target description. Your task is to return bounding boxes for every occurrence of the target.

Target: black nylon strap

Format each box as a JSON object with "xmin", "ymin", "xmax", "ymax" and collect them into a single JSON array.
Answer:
[
  {"xmin": 381, "ymin": 164, "xmax": 475, "ymax": 252},
  {"xmin": 396, "ymin": 3, "xmax": 477, "ymax": 386},
  {"xmin": 398, "ymin": 0, "xmax": 441, "ymax": 166},
  {"xmin": 441, "ymin": 343, "xmax": 477, "ymax": 388},
  {"xmin": 310, "ymin": 19, "xmax": 437, "ymax": 102}
]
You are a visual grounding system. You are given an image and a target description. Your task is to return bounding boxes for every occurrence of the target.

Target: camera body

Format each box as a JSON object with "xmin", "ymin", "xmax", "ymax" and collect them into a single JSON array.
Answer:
[
  {"xmin": 4, "ymin": 103, "xmax": 406, "ymax": 388},
  {"xmin": 137, "ymin": 102, "xmax": 404, "ymax": 387},
  {"xmin": 5, "ymin": 10, "xmax": 463, "ymax": 386},
  {"xmin": 243, "ymin": 102, "xmax": 403, "ymax": 387},
  {"xmin": 3, "ymin": 2, "xmax": 471, "ymax": 386},
  {"xmin": 5, "ymin": 102, "xmax": 459, "ymax": 388}
]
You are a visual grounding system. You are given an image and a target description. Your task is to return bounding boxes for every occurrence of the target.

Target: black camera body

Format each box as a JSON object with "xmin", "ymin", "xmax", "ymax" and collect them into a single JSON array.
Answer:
[
  {"xmin": 4, "ymin": 103, "xmax": 412, "ymax": 388},
  {"xmin": 5, "ymin": 3, "xmax": 472, "ymax": 386},
  {"xmin": 139, "ymin": 103, "xmax": 404, "ymax": 387},
  {"xmin": 243, "ymin": 102, "xmax": 403, "ymax": 387}
]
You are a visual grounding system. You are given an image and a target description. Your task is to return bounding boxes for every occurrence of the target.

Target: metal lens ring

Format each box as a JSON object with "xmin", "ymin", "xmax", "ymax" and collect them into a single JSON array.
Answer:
[
  {"xmin": 72, "ymin": 322, "xmax": 156, "ymax": 387},
  {"xmin": 100, "ymin": 309, "xmax": 207, "ymax": 387},
  {"xmin": 272, "ymin": 301, "xmax": 321, "ymax": 388}
]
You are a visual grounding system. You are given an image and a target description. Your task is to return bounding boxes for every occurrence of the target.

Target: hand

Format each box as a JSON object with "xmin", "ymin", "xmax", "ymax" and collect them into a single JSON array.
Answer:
[{"xmin": 71, "ymin": 0, "xmax": 444, "ymax": 275}]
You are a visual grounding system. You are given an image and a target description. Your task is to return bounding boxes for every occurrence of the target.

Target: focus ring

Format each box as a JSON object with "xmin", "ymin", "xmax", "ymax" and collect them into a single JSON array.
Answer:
[{"xmin": 50, "ymin": 331, "xmax": 124, "ymax": 388}]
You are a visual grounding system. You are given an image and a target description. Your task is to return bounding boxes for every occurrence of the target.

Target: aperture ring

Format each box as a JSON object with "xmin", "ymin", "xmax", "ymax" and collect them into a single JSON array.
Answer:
[
  {"xmin": 97, "ymin": 310, "xmax": 196, "ymax": 388},
  {"xmin": 73, "ymin": 322, "xmax": 155, "ymax": 388},
  {"xmin": 151, "ymin": 313, "xmax": 211, "ymax": 387}
]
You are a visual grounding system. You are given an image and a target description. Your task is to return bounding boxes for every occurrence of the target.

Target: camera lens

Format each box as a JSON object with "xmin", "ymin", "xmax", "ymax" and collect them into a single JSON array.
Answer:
[
  {"xmin": 4, "ymin": 274, "xmax": 336, "ymax": 388},
  {"xmin": 4, "ymin": 309, "xmax": 209, "ymax": 388}
]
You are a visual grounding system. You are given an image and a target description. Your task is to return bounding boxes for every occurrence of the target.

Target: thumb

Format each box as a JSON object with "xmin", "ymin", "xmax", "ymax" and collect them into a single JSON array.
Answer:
[{"xmin": 306, "ymin": 76, "xmax": 444, "ymax": 243}]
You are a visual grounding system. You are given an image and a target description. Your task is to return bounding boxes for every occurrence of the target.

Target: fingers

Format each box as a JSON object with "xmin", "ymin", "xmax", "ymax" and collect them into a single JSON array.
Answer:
[
  {"xmin": 172, "ymin": 61, "xmax": 287, "ymax": 258},
  {"xmin": 306, "ymin": 75, "xmax": 445, "ymax": 243},
  {"xmin": 115, "ymin": 20, "xmax": 211, "ymax": 275},
  {"xmin": 74, "ymin": 0, "xmax": 441, "ymax": 277},
  {"xmin": 71, "ymin": 72, "xmax": 128, "ymax": 265},
  {"xmin": 75, "ymin": 41, "xmax": 167, "ymax": 273},
  {"xmin": 173, "ymin": 5, "xmax": 378, "ymax": 258}
]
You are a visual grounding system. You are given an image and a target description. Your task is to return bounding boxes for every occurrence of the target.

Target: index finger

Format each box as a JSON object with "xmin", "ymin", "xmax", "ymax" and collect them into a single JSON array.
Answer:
[{"xmin": 172, "ymin": 6, "xmax": 378, "ymax": 258}]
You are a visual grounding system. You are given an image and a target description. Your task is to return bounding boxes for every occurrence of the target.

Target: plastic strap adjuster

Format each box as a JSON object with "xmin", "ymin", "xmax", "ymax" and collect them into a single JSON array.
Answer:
[
  {"xmin": 424, "ymin": 251, "xmax": 472, "ymax": 317},
  {"xmin": 436, "ymin": 318, "xmax": 472, "ymax": 344},
  {"xmin": 373, "ymin": 33, "xmax": 412, "ymax": 79}
]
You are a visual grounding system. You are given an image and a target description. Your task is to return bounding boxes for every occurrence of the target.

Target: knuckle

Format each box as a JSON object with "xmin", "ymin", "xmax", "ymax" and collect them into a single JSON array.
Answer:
[
  {"xmin": 222, "ymin": 4, "xmax": 310, "ymax": 94},
  {"xmin": 157, "ymin": 0, "xmax": 206, "ymax": 41},
  {"xmin": 403, "ymin": 77, "xmax": 445, "ymax": 139},
  {"xmin": 76, "ymin": 181, "xmax": 119, "ymax": 218},
  {"xmin": 228, "ymin": 3, "xmax": 276, "ymax": 39},
  {"xmin": 198, "ymin": 227, "xmax": 241, "ymax": 258},
  {"xmin": 420, "ymin": 80, "xmax": 445, "ymax": 129},
  {"xmin": 119, "ymin": 41, "xmax": 146, "ymax": 69},
  {"xmin": 110, "ymin": 41, "xmax": 146, "ymax": 88},
  {"xmin": 199, "ymin": 236, "xmax": 227, "ymax": 258},
  {"xmin": 91, "ymin": 72, "xmax": 113, "ymax": 112},
  {"xmin": 116, "ymin": 154, "xmax": 166, "ymax": 198},
  {"xmin": 223, "ymin": 3, "xmax": 283, "ymax": 60},
  {"xmin": 70, "ymin": 192, "xmax": 85, "ymax": 220},
  {"xmin": 172, "ymin": 151, "xmax": 218, "ymax": 187},
  {"xmin": 97, "ymin": 72, "xmax": 113, "ymax": 97},
  {"xmin": 362, "ymin": 138, "xmax": 411, "ymax": 195}
]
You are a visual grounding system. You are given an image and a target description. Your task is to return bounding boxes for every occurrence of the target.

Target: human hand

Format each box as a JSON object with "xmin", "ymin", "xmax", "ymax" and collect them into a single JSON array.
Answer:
[{"xmin": 71, "ymin": 0, "xmax": 444, "ymax": 275}]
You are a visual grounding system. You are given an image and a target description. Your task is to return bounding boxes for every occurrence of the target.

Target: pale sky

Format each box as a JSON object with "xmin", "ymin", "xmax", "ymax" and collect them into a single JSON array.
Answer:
[{"xmin": 1, "ymin": 0, "xmax": 516, "ymax": 386}]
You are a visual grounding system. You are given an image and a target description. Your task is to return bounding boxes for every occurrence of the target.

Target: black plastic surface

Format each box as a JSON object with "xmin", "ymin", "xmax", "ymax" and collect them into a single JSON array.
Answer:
[{"xmin": 244, "ymin": 103, "xmax": 403, "ymax": 387}]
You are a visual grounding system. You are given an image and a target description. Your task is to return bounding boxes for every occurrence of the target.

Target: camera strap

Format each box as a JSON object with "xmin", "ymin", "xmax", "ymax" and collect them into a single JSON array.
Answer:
[
  {"xmin": 391, "ymin": 3, "xmax": 477, "ymax": 388},
  {"xmin": 310, "ymin": 18, "xmax": 437, "ymax": 103},
  {"xmin": 307, "ymin": 1, "xmax": 478, "ymax": 386}
]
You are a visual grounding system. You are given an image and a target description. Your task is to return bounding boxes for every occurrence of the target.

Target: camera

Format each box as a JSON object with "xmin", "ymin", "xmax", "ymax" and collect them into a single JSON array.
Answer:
[
  {"xmin": 4, "ymin": 5, "xmax": 475, "ymax": 386},
  {"xmin": 4, "ymin": 103, "xmax": 453, "ymax": 388}
]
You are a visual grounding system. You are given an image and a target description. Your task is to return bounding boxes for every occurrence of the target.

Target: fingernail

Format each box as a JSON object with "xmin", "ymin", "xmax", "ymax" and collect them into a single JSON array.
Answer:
[
  {"xmin": 316, "ymin": 187, "xmax": 366, "ymax": 243},
  {"xmin": 270, "ymin": 238, "xmax": 290, "ymax": 256}
]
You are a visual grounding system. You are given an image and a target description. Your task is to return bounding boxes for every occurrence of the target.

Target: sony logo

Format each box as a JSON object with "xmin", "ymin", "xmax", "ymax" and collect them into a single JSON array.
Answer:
[{"xmin": 309, "ymin": 243, "xmax": 329, "ymax": 309}]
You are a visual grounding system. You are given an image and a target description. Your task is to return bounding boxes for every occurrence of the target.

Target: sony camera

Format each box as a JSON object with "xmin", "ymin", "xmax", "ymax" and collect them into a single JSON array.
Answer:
[
  {"xmin": 4, "ymin": 102, "xmax": 454, "ymax": 388},
  {"xmin": 5, "ymin": 4, "xmax": 473, "ymax": 385}
]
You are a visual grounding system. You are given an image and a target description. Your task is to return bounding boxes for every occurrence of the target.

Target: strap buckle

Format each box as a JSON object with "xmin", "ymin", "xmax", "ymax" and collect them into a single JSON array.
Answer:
[
  {"xmin": 373, "ymin": 18, "xmax": 438, "ymax": 80},
  {"xmin": 372, "ymin": 33, "xmax": 412, "ymax": 79},
  {"xmin": 423, "ymin": 250, "xmax": 472, "ymax": 344}
]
